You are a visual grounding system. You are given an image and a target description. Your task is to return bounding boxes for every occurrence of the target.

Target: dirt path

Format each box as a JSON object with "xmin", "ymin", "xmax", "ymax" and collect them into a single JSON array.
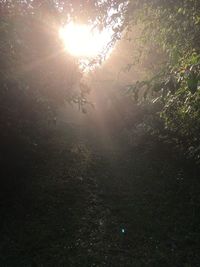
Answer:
[
  {"xmin": 0, "ymin": 133, "xmax": 129, "ymax": 266},
  {"xmin": 1, "ymin": 125, "xmax": 200, "ymax": 266}
]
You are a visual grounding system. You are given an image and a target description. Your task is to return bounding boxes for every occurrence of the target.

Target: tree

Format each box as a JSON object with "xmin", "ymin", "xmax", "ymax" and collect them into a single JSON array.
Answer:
[
  {"xmin": 0, "ymin": 0, "xmax": 126, "ymax": 185},
  {"xmin": 118, "ymin": 0, "xmax": 200, "ymax": 162}
]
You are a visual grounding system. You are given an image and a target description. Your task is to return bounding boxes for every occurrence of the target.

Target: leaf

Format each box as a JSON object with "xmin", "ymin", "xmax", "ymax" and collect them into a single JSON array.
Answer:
[{"xmin": 187, "ymin": 77, "xmax": 198, "ymax": 93}]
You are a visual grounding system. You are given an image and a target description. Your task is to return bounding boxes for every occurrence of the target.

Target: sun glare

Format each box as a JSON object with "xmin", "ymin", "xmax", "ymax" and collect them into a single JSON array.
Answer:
[{"xmin": 59, "ymin": 22, "xmax": 112, "ymax": 58}]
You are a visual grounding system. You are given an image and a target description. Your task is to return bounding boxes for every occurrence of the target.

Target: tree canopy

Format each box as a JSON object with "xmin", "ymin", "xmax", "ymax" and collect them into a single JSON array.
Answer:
[{"xmin": 115, "ymin": 0, "xmax": 200, "ymax": 162}]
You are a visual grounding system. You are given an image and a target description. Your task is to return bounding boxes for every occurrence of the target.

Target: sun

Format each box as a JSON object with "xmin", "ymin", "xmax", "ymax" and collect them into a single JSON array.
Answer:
[{"xmin": 59, "ymin": 22, "xmax": 112, "ymax": 58}]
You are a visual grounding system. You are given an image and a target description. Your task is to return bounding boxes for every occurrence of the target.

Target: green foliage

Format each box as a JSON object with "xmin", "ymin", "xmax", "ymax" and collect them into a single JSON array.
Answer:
[{"xmin": 122, "ymin": 0, "xmax": 200, "ymax": 163}]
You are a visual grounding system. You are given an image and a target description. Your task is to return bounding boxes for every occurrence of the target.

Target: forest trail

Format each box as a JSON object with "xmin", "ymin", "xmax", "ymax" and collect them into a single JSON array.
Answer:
[
  {"xmin": 1, "ymin": 123, "xmax": 200, "ymax": 267},
  {"xmin": 1, "ymin": 1, "xmax": 200, "ymax": 266},
  {"xmin": 0, "ymin": 131, "xmax": 132, "ymax": 266}
]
